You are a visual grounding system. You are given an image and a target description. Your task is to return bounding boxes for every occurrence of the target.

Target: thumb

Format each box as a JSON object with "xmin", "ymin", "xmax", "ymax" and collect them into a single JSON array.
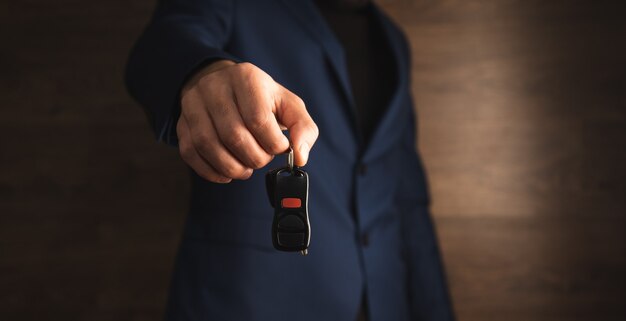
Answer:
[{"xmin": 274, "ymin": 86, "xmax": 319, "ymax": 166}]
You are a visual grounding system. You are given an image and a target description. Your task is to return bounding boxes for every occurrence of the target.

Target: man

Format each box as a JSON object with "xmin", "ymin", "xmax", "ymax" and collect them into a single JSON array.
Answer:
[{"xmin": 126, "ymin": 0, "xmax": 454, "ymax": 320}]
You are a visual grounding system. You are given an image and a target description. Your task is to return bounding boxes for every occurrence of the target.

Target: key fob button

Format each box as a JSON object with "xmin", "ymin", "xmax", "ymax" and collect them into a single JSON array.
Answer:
[
  {"xmin": 277, "ymin": 232, "xmax": 305, "ymax": 247},
  {"xmin": 277, "ymin": 214, "xmax": 305, "ymax": 231},
  {"xmin": 281, "ymin": 197, "xmax": 302, "ymax": 208}
]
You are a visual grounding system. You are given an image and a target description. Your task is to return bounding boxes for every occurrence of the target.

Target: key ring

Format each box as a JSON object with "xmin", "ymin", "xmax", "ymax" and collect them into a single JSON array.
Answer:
[{"xmin": 286, "ymin": 146, "xmax": 294, "ymax": 172}]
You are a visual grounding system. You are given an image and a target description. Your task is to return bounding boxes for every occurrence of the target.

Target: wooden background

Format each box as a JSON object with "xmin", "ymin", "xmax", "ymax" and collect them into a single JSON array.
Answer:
[{"xmin": 1, "ymin": 0, "xmax": 624, "ymax": 320}]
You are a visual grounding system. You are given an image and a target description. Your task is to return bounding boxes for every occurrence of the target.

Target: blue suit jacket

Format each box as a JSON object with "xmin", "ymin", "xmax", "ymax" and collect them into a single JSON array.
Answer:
[{"xmin": 126, "ymin": 1, "xmax": 454, "ymax": 320}]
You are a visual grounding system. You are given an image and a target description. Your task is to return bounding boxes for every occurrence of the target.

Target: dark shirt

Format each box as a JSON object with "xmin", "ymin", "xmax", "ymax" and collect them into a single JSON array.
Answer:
[{"xmin": 315, "ymin": 0, "xmax": 396, "ymax": 144}]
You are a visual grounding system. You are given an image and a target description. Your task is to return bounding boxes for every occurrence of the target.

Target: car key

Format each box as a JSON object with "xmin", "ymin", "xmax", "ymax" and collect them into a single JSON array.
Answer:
[{"xmin": 265, "ymin": 147, "xmax": 310, "ymax": 256}]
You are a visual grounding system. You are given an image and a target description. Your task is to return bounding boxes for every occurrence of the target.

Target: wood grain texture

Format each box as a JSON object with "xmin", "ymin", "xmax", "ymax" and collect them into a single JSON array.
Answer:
[
  {"xmin": 379, "ymin": 0, "xmax": 626, "ymax": 320},
  {"xmin": 0, "ymin": 0, "xmax": 624, "ymax": 320}
]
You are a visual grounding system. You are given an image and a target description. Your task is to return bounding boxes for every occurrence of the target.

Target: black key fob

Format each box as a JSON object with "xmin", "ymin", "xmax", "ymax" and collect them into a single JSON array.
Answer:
[{"xmin": 265, "ymin": 149, "xmax": 310, "ymax": 255}]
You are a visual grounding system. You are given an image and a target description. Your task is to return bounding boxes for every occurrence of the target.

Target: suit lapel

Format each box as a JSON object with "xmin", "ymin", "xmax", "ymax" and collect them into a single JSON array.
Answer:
[
  {"xmin": 279, "ymin": 0, "xmax": 356, "ymax": 113},
  {"xmin": 279, "ymin": 1, "xmax": 409, "ymax": 160},
  {"xmin": 362, "ymin": 4, "xmax": 410, "ymax": 161}
]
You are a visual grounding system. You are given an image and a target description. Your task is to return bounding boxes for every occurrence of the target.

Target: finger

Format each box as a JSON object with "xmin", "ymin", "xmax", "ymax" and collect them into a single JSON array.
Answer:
[
  {"xmin": 182, "ymin": 91, "xmax": 253, "ymax": 180},
  {"xmin": 232, "ymin": 63, "xmax": 290, "ymax": 155},
  {"xmin": 176, "ymin": 115, "xmax": 232, "ymax": 183},
  {"xmin": 202, "ymin": 86, "xmax": 274, "ymax": 169},
  {"xmin": 274, "ymin": 85, "xmax": 319, "ymax": 166}
]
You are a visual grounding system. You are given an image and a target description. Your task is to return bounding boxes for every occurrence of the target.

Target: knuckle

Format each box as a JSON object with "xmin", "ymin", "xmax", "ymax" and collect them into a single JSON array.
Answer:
[
  {"xmin": 220, "ymin": 163, "xmax": 243, "ymax": 178},
  {"xmin": 247, "ymin": 111, "xmax": 270, "ymax": 132},
  {"xmin": 224, "ymin": 129, "xmax": 247, "ymax": 149},
  {"xmin": 178, "ymin": 143, "xmax": 194, "ymax": 161},
  {"xmin": 267, "ymin": 139, "xmax": 287, "ymax": 154},
  {"xmin": 194, "ymin": 141, "xmax": 217, "ymax": 162},
  {"xmin": 197, "ymin": 73, "xmax": 217, "ymax": 90},
  {"xmin": 238, "ymin": 63, "xmax": 271, "ymax": 87},
  {"xmin": 180, "ymin": 91, "xmax": 195, "ymax": 109},
  {"xmin": 250, "ymin": 153, "xmax": 271, "ymax": 169},
  {"xmin": 192, "ymin": 132, "xmax": 211, "ymax": 147},
  {"xmin": 211, "ymin": 102, "xmax": 230, "ymax": 118},
  {"xmin": 301, "ymin": 118, "xmax": 319, "ymax": 139},
  {"xmin": 294, "ymin": 96, "xmax": 306, "ymax": 109},
  {"xmin": 237, "ymin": 62, "xmax": 255, "ymax": 73},
  {"xmin": 309, "ymin": 122, "xmax": 320, "ymax": 139},
  {"xmin": 211, "ymin": 100, "xmax": 237, "ymax": 119},
  {"xmin": 241, "ymin": 72, "xmax": 258, "ymax": 89},
  {"xmin": 235, "ymin": 63, "xmax": 255, "ymax": 80}
]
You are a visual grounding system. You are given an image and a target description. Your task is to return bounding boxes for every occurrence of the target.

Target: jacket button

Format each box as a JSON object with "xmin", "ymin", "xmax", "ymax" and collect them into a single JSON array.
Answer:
[
  {"xmin": 357, "ymin": 163, "xmax": 367, "ymax": 176},
  {"xmin": 360, "ymin": 233, "xmax": 369, "ymax": 247}
]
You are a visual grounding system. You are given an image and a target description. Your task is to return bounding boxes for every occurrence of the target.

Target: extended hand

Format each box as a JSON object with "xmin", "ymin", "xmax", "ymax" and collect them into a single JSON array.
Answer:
[{"xmin": 177, "ymin": 60, "xmax": 319, "ymax": 183}]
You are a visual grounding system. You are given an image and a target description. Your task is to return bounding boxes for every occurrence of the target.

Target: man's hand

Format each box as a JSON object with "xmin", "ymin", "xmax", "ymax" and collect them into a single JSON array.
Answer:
[{"xmin": 177, "ymin": 60, "xmax": 319, "ymax": 183}]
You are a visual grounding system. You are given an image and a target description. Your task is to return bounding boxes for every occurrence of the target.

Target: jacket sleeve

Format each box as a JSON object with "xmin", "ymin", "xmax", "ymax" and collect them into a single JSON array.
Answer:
[
  {"xmin": 125, "ymin": 0, "xmax": 241, "ymax": 145},
  {"xmin": 397, "ymin": 111, "xmax": 456, "ymax": 321}
]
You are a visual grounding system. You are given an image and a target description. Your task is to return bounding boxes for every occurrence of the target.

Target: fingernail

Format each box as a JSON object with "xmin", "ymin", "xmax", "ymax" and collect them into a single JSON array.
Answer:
[
  {"xmin": 217, "ymin": 177, "xmax": 232, "ymax": 184},
  {"xmin": 299, "ymin": 142, "xmax": 310, "ymax": 165}
]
